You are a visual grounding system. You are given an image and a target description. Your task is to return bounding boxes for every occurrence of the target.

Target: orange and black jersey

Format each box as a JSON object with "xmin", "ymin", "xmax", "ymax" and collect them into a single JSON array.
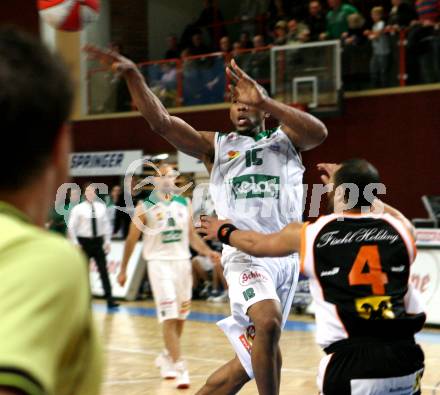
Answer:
[{"xmin": 300, "ymin": 213, "xmax": 425, "ymax": 349}]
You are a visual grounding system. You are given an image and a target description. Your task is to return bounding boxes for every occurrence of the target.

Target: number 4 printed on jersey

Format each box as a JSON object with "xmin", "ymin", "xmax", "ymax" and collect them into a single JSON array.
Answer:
[{"xmin": 349, "ymin": 245, "xmax": 389, "ymax": 295}]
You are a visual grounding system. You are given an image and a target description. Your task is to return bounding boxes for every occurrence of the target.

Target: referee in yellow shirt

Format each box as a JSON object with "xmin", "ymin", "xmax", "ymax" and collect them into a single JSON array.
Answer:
[{"xmin": 0, "ymin": 28, "xmax": 102, "ymax": 395}]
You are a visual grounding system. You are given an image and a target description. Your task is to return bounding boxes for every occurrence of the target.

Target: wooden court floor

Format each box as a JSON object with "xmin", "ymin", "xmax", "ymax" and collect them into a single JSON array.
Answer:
[{"xmin": 94, "ymin": 300, "xmax": 440, "ymax": 395}]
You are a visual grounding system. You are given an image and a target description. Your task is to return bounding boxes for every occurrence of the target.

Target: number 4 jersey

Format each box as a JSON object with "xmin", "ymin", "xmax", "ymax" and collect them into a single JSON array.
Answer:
[{"xmin": 301, "ymin": 213, "xmax": 426, "ymax": 349}]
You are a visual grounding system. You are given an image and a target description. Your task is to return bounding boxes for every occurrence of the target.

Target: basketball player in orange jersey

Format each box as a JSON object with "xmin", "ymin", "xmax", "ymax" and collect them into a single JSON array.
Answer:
[
  {"xmin": 201, "ymin": 159, "xmax": 425, "ymax": 395},
  {"xmin": 84, "ymin": 45, "xmax": 327, "ymax": 395}
]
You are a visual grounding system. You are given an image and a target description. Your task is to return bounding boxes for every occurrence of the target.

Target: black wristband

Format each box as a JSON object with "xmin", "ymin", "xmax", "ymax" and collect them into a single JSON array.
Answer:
[{"xmin": 217, "ymin": 223, "xmax": 238, "ymax": 245}]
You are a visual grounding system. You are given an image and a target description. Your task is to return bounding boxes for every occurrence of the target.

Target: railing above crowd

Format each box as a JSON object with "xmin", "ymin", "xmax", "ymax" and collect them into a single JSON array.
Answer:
[{"xmin": 87, "ymin": 27, "xmax": 440, "ymax": 116}]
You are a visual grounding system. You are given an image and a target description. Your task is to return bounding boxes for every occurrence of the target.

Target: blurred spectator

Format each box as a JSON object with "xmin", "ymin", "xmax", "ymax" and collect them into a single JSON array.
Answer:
[
  {"xmin": 232, "ymin": 41, "xmax": 243, "ymax": 57},
  {"xmin": 240, "ymin": 31, "xmax": 254, "ymax": 49},
  {"xmin": 219, "ymin": 36, "xmax": 232, "ymax": 53},
  {"xmin": 188, "ymin": 32, "xmax": 212, "ymax": 56},
  {"xmin": 268, "ymin": 0, "xmax": 290, "ymax": 28},
  {"xmin": 343, "ymin": 13, "xmax": 371, "ymax": 90},
  {"xmin": 286, "ymin": 18, "xmax": 310, "ymax": 43},
  {"xmin": 290, "ymin": 0, "xmax": 310, "ymax": 20},
  {"xmin": 304, "ymin": 0, "xmax": 327, "ymax": 41},
  {"xmin": 342, "ymin": 13, "xmax": 367, "ymax": 45},
  {"xmin": 273, "ymin": 20, "xmax": 289, "ymax": 44},
  {"xmin": 194, "ymin": 0, "xmax": 226, "ymax": 47},
  {"xmin": 406, "ymin": 0, "xmax": 440, "ymax": 83},
  {"xmin": 366, "ymin": 6, "xmax": 391, "ymax": 87},
  {"xmin": 247, "ymin": 35, "xmax": 271, "ymax": 89},
  {"xmin": 239, "ymin": 0, "xmax": 270, "ymax": 35},
  {"xmin": 415, "ymin": 0, "xmax": 440, "ymax": 25},
  {"xmin": 320, "ymin": 0, "xmax": 359, "ymax": 40},
  {"xmin": 388, "ymin": 0, "xmax": 418, "ymax": 28},
  {"xmin": 253, "ymin": 34, "xmax": 267, "ymax": 48},
  {"xmin": 164, "ymin": 35, "xmax": 180, "ymax": 59},
  {"xmin": 150, "ymin": 63, "xmax": 178, "ymax": 107},
  {"xmin": 192, "ymin": 250, "xmax": 227, "ymax": 302}
]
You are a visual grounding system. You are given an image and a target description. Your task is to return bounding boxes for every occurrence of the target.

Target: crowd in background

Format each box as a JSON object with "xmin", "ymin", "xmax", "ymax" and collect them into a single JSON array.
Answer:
[
  {"xmin": 159, "ymin": 0, "xmax": 440, "ymax": 89},
  {"xmin": 103, "ymin": 0, "xmax": 440, "ymax": 113}
]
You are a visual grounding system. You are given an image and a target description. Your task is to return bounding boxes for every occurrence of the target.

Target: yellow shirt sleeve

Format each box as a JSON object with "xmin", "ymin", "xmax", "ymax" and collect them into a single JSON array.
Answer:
[{"xmin": 0, "ymin": 234, "xmax": 101, "ymax": 395}]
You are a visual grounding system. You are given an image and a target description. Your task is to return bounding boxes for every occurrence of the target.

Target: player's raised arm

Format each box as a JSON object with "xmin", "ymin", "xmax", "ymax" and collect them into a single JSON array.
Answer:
[
  {"xmin": 201, "ymin": 217, "xmax": 302, "ymax": 257},
  {"xmin": 84, "ymin": 45, "xmax": 215, "ymax": 162},
  {"xmin": 227, "ymin": 58, "xmax": 328, "ymax": 151}
]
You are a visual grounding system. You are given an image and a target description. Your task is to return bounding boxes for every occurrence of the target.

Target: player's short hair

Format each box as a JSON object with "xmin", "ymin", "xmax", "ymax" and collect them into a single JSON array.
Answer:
[
  {"xmin": 334, "ymin": 159, "xmax": 381, "ymax": 208},
  {"xmin": 372, "ymin": 6, "xmax": 384, "ymax": 16},
  {"xmin": 0, "ymin": 27, "xmax": 73, "ymax": 190}
]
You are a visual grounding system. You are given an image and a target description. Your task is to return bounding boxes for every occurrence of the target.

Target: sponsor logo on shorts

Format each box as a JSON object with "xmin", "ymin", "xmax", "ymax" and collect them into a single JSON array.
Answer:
[
  {"xmin": 159, "ymin": 300, "xmax": 175, "ymax": 307},
  {"xmin": 239, "ymin": 334, "xmax": 251, "ymax": 354},
  {"xmin": 239, "ymin": 270, "xmax": 268, "ymax": 286},
  {"xmin": 239, "ymin": 324, "xmax": 256, "ymax": 355},
  {"xmin": 180, "ymin": 300, "xmax": 191, "ymax": 315},
  {"xmin": 243, "ymin": 287, "xmax": 256, "ymax": 302}
]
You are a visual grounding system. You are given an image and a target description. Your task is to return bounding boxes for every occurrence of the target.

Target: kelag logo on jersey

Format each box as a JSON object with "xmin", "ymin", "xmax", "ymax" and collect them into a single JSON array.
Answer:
[{"xmin": 230, "ymin": 174, "xmax": 280, "ymax": 199}]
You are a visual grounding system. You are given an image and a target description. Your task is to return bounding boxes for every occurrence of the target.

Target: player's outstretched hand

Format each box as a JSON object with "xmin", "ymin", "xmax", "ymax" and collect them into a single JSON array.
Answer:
[
  {"xmin": 83, "ymin": 44, "xmax": 137, "ymax": 74},
  {"xmin": 226, "ymin": 59, "xmax": 268, "ymax": 107},
  {"xmin": 317, "ymin": 163, "xmax": 342, "ymax": 185},
  {"xmin": 201, "ymin": 216, "xmax": 231, "ymax": 241},
  {"xmin": 117, "ymin": 271, "xmax": 127, "ymax": 287}
]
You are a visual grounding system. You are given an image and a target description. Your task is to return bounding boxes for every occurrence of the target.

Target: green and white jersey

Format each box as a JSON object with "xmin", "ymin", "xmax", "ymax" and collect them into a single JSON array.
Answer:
[
  {"xmin": 210, "ymin": 126, "xmax": 304, "ymax": 258},
  {"xmin": 142, "ymin": 194, "xmax": 191, "ymax": 261}
]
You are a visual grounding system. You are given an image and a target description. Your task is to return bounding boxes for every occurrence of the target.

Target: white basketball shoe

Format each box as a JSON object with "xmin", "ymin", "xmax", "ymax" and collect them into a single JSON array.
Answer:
[
  {"xmin": 175, "ymin": 360, "xmax": 190, "ymax": 389},
  {"xmin": 154, "ymin": 350, "xmax": 177, "ymax": 380}
]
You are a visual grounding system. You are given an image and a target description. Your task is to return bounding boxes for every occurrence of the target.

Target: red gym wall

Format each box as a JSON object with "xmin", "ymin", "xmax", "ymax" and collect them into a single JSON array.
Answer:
[
  {"xmin": 73, "ymin": 89, "xmax": 440, "ymax": 219},
  {"xmin": 0, "ymin": 0, "xmax": 39, "ymax": 35}
]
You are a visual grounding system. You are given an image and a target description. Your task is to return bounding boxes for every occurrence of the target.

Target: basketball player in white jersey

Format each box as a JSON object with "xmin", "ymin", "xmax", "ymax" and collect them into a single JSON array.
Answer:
[
  {"xmin": 85, "ymin": 45, "xmax": 327, "ymax": 395},
  {"xmin": 201, "ymin": 159, "xmax": 425, "ymax": 395},
  {"xmin": 118, "ymin": 164, "xmax": 220, "ymax": 389}
]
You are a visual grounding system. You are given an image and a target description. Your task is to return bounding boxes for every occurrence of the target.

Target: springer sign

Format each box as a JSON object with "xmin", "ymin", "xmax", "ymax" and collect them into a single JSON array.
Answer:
[{"xmin": 69, "ymin": 150, "xmax": 143, "ymax": 176}]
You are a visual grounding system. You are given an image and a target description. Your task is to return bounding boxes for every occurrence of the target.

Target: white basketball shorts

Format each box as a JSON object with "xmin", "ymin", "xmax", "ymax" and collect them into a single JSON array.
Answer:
[
  {"xmin": 217, "ymin": 250, "xmax": 299, "ymax": 378},
  {"xmin": 147, "ymin": 259, "xmax": 192, "ymax": 323}
]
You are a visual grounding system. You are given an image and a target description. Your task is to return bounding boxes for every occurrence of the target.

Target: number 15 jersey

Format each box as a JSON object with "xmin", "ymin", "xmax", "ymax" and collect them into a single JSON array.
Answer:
[
  {"xmin": 210, "ymin": 126, "xmax": 304, "ymax": 260},
  {"xmin": 300, "ymin": 213, "xmax": 425, "ymax": 349}
]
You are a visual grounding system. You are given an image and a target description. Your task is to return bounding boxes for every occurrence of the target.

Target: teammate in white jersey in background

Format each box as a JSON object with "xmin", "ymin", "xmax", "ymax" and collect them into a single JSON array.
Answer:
[
  {"xmin": 118, "ymin": 164, "xmax": 220, "ymax": 389},
  {"xmin": 85, "ymin": 46, "xmax": 327, "ymax": 395}
]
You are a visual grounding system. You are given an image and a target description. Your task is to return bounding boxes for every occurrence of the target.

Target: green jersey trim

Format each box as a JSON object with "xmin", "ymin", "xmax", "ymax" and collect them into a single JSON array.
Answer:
[
  {"xmin": 225, "ymin": 128, "xmax": 277, "ymax": 142},
  {"xmin": 253, "ymin": 127, "xmax": 277, "ymax": 142},
  {"xmin": 171, "ymin": 195, "xmax": 188, "ymax": 206},
  {"xmin": 217, "ymin": 132, "xmax": 227, "ymax": 142},
  {"xmin": 0, "ymin": 371, "xmax": 45, "ymax": 395},
  {"xmin": 144, "ymin": 193, "xmax": 188, "ymax": 209}
]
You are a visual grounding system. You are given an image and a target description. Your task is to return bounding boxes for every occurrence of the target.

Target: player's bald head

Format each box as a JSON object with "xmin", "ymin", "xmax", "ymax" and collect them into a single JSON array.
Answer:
[{"xmin": 333, "ymin": 159, "xmax": 381, "ymax": 208}]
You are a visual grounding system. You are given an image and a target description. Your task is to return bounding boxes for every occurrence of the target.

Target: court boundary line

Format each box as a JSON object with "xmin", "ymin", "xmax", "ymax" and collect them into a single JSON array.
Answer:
[{"xmin": 94, "ymin": 304, "xmax": 440, "ymax": 344}]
